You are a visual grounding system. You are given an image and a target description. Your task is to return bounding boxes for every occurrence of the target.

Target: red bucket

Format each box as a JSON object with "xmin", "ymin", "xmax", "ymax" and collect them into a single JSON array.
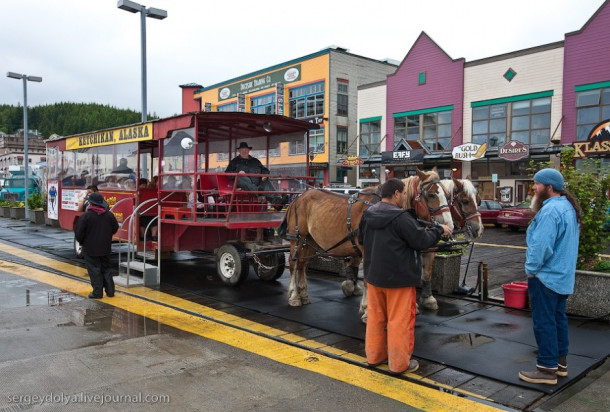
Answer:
[{"xmin": 502, "ymin": 283, "xmax": 529, "ymax": 309}]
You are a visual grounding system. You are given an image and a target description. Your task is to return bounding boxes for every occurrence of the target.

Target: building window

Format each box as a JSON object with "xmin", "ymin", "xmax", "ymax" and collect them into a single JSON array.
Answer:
[
  {"xmin": 418, "ymin": 72, "xmax": 426, "ymax": 85},
  {"xmin": 309, "ymin": 128, "xmax": 325, "ymax": 155},
  {"xmin": 394, "ymin": 110, "xmax": 452, "ymax": 152},
  {"xmin": 289, "ymin": 82, "xmax": 325, "ymax": 119},
  {"xmin": 360, "ymin": 121, "xmax": 381, "ymax": 157},
  {"xmin": 336, "ymin": 168, "xmax": 348, "ymax": 183},
  {"xmin": 288, "ymin": 139, "xmax": 306, "ymax": 156},
  {"xmin": 472, "ymin": 96, "xmax": 551, "ymax": 147},
  {"xmin": 337, "ymin": 81, "xmax": 348, "ymax": 116},
  {"xmin": 576, "ymin": 87, "xmax": 610, "ymax": 141},
  {"xmin": 337, "ymin": 127, "xmax": 348, "ymax": 154},
  {"xmin": 250, "ymin": 93, "xmax": 276, "ymax": 115},
  {"xmin": 217, "ymin": 102, "xmax": 237, "ymax": 112}
]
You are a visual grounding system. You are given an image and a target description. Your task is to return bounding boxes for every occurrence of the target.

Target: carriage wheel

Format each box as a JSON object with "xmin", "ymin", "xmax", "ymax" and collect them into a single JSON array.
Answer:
[
  {"xmin": 253, "ymin": 252, "xmax": 286, "ymax": 281},
  {"xmin": 73, "ymin": 236, "xmax": 84, "ymax": 259},
  {"xmin": 216, "ymin": 243, "xmax": 249, "ymax": 286}
]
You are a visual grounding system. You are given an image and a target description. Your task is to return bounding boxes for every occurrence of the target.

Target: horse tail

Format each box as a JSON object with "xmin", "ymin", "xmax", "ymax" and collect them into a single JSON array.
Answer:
[{"xmin": 278, "ymin": 215, "xmax": 288, "ymax": 238}]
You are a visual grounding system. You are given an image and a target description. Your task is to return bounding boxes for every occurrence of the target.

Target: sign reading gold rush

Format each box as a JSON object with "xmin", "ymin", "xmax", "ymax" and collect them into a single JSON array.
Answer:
[
  {"xmin": 66, "ymin": 123, "xmax": 153, "ymax": 150},
  {"xmin": 218, "ymin": 65, "xmax": 301, "ymax": 101}
]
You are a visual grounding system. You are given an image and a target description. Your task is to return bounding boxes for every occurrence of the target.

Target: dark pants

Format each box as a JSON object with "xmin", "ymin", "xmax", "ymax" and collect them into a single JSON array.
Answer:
[
  {"xmin": 84, "ymin": 254, "xmax": 114, "ymax": 297},
  {"xmin": 528, "ymin": 277, "xmax": 569, "ymax": 368},
  {"xmin": 236, "ymin": 176, "xmax": 280, "ymax": 202}
]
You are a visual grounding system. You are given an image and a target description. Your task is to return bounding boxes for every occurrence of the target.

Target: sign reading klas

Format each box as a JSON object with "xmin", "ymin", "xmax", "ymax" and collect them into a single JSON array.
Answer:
[
  {"xmin": 66, "ymin": 123, "xmax": 153, "ymax": 150},
  {"xmin": 573, "ymin": 119, "xmax": 610, "ymax": 158},
  {"xmin": 218, "ymin": 65, "xmax": 301, "ymax": 101}
]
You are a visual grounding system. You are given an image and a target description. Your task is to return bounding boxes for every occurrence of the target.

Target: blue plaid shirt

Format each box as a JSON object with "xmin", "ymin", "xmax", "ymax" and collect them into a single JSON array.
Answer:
[{"xmin": 525, "ymin": 196, "xmax": 579, "ymax": 295}]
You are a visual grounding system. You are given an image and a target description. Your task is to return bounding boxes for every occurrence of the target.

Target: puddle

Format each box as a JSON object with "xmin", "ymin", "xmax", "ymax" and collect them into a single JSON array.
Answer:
[{"xmin": 442, "ymin": 333, "xmax": 495, "ymax": 349}]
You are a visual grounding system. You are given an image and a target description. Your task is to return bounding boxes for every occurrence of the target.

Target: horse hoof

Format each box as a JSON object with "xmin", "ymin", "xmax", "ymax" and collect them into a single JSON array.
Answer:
[
  {"xmin": 289, "ymin": 299, "xmax": 302, "ymax": 307},
  {"xmin": 341, "ymin": 280, "xmax": 355, "ymax": 297},
  {"xmin": 300, "ymin": 297, "xmax": 311, "ymax": 305},
  {"xmin": 419, "ymin": 297, "xmax": 439, "ymax": 311},
  {"xmin": 353, "ymin": 283, "xmax": 363, "ymax": 296},
  {"xmin": 360, "ymin": 313, "xmax": 368, "ymax": 324}
]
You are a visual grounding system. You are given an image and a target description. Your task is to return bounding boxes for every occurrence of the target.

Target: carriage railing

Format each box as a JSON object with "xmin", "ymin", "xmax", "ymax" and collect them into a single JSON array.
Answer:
[{"xmin": 158, "ymin": 172, "xmax": 316, "ymax": 223}]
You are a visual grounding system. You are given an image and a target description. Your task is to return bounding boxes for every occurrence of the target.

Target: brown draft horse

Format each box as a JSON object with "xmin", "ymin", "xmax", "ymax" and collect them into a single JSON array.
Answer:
[
  {"xmin": 357, "ymin": 168, "xmax": 453, "ymax": 321},
  {"xmin": 280, "ymin": 186, "xmax": 381, "ymax": 307},
  {"xmin": 417, "ymin": 178, "xmax": 484, "ymax": 311}
]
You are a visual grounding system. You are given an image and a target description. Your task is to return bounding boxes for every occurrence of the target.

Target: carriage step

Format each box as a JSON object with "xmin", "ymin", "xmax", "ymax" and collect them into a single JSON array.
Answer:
[{"xmin": 118, "ymin": 261, "xmax": 159, "ymax": 286}]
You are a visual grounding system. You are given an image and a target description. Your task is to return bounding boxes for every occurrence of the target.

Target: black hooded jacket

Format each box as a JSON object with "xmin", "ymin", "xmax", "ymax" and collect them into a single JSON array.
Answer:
[
  {"xmin": 358, "ymin": 201, "xmax": 444, "ymax": 288},
  {"xmin": 74, "ymin": 208, "xmax": 119, "ymax": 257}
]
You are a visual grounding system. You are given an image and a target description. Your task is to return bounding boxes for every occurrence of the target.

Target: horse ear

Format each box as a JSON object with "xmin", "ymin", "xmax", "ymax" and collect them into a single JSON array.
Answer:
[
  {"xmin": 453, "ymin": 176, "xmax": 463, "ymax": 190},
  {"xmin": 432, "ymin": 166, "xmax": 438, "ymax": 173},
  {"xmin": 416, "ymin": 168, "xmax": 426, "ymax": 180}
]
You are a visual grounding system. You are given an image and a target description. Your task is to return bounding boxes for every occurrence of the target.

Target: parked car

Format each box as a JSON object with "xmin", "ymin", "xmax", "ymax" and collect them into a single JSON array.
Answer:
[
  {"xmin": 497, "ymin": 201, "xmax": 536, "ymax": 231},
  {"xmin": 479, "ymin": 199, "xmax": 504, "ymax": 226}
]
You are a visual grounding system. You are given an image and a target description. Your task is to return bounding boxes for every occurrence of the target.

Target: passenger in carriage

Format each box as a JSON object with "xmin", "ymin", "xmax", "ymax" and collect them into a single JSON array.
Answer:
[
  {"xmin": 182, "ymin": 175, "xmax": 205, "ymax": 212},
  {"xmin": 358, "ymin": 178, "xmax": 451, "ymax": 375},
  {"xmin": 225, "ymin": 141, "xmax": 289, "ymax": 211}
]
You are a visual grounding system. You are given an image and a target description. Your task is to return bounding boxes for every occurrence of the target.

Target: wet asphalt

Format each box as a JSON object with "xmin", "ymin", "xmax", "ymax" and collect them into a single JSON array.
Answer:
[{"xmin": 0, "ymin": 217, "xmax": 609, "ymax": 411}]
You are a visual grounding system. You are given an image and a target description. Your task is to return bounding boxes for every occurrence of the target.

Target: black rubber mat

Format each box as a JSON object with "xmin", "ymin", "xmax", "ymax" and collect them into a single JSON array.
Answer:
[{"xmin": 193, "ymin": 275, "xmax": 609, "ymax": 394}]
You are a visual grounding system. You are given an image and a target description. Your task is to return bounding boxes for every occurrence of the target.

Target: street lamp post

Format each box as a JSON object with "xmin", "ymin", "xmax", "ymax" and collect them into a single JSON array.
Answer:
[
  {"xmin": 117, "ymin": 0, "xmax": 167, "ymax": 123},
  {"xmin": 6, "ymin": 72, "xmax": 42, "ymax": 220}
]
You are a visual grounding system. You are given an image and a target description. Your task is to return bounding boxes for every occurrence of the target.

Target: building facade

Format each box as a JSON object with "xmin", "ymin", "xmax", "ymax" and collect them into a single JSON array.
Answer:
[
  {"xmin": 0, "ymin": 130, "xmax": 46, "ymax": 178},
  {"xmin": 182, "ymin": 47, "xmax": 397, "ymax": 187},
  {"xmin": 358, "ymin": 0, "xmax": 610, "ymax": 203}
]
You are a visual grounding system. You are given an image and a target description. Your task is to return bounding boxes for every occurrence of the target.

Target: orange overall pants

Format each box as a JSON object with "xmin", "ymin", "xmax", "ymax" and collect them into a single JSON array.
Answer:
[{"xmin": 365, "ymin": 284, "xmax": 417, "ymax": 373}]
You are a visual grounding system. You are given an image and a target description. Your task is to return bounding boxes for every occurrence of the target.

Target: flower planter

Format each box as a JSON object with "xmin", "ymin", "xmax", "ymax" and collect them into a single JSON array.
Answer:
[
  {"xmin": 45, "ymin": 215, "xmax": 60, "ymax": 227},
  {"xmin": 9, "ymin": 207, "xmax": 26, "ymax": 220},
  {"xmin": 1, "ymin": 206, "xmax": 10, "ymax": 218},
  {"xmin": 566, "ymin": 270, "xmax": 610, "ymax": 321},
  {"xmin": 29, "ymin": 209, "xmax": 46, "ymax": 224},
  {"xmin": 431, "ymin": 253, "xmax": 462, "ymax": 294}
]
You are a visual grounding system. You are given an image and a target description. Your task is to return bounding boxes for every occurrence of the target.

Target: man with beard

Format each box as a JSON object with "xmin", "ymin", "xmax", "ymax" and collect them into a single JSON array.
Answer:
[{"xmin": 519, "ymin": 168, "xmax": 582, "ymax": 385}]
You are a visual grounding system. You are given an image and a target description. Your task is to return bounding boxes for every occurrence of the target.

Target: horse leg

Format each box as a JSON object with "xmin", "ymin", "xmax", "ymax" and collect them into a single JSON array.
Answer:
[
  {"xmin": 287, "ymin": 243, "xmax": 302, "ymax": 306},
  {"xmin": 341, "ymin": 257, "xmax": 363, "ymax": 297},
  {"xmin": 358, "ymin": 281, "xmax": 368, "ymax": 323},
  {"xmin": 297, "ymin": 255, "xmax": 312, "ymax": 305},
  {"xmin": 419, "ymin": 252, "xmax": 439, "ymax": 310}
]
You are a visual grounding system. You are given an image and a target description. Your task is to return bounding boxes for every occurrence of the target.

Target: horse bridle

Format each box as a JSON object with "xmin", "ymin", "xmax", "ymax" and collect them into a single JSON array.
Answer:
[
  {"xmin": 412, "ymin": 178, "xmax": 450, "ymax": 223},
  {"xmin": 446, "ymin": 186, "xmax": 482, "ymax": 230}
]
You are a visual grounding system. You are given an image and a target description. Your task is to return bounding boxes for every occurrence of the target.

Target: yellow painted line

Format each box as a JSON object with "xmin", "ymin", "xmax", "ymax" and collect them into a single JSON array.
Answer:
[
  {"xmin": 0, "ymin": 241, "xmax": 502, "ymax": 410},
  {"xmin": 0, "ymin": 260, "xmax": 502, "ymax": 411}
]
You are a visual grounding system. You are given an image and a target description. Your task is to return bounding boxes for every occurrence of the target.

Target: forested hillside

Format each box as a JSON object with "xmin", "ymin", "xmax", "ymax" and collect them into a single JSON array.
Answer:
[{"xmin": 0, "ymin": 103, "xmax": 156, "ymax": 138}]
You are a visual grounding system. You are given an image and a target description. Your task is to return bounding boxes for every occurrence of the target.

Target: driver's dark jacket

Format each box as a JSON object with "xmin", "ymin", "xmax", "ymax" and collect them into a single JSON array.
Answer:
[
  {"xmin": 225, "ymin": 155, "xmax": 269, "ymax": 185},
  {"xmin": 358, "ymin": 201, "xmax": 443, "ymax": 288}
]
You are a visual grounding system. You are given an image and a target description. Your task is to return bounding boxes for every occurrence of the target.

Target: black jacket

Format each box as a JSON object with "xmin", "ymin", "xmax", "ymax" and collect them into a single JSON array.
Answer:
[
  {"xmin": 358, "ymin": 201, "xmax": 443, "ymax": 288},
  {"xmin": 225, "ymin": 155, "xmax": 269, "ymax": 185},
  {"xmin": 74, "ymin": 208, "xmax": 119, "ymax": 257}
]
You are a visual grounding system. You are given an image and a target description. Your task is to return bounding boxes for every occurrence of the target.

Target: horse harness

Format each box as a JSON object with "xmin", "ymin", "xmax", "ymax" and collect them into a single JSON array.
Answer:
[
  {"xmin": 412, "ymin": 177, "xmax": 450, "ymax": 223},
  {"xmin": 445, "ymin": 185, "xmax": 482, "ymax": 231},
  {"xmin": 288, "ymin": 189, "xmax": 379, "ymax": 261}
]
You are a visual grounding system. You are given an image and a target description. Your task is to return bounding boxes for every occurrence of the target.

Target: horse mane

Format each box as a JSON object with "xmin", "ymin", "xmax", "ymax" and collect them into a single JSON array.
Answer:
[
  {"xmin": 441, "ymin": 178, "xmax": 478, "ymax": 199},
  {"xmin": 402, "ymin": 170, "xmax": 440, "ymax": 209}
]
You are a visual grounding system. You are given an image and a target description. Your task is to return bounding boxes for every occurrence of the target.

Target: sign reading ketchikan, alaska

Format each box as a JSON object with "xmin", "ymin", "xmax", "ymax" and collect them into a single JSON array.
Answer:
[
  {"xmin": 573, "ymin": 119, "xmax": 610, "ymax": 158},
  {"xmin": 498, "ymin": 140, "xmax": 529, "ymax": 161}
]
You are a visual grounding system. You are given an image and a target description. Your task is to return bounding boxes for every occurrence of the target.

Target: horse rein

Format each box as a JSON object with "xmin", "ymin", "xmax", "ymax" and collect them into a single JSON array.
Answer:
[{"xmin": 446, "ymin": 186, "xmax": 482, "ymax": 230}]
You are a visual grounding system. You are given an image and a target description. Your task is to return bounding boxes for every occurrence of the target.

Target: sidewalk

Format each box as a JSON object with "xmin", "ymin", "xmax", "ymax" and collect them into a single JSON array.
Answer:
[{"xmin": 0, "ymin": 216, "xmax": 609, "ymax": 411}]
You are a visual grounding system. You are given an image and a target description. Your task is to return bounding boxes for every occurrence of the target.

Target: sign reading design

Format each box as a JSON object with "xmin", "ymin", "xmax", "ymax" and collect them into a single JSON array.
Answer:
[
  {"xmin": 498, "ymin": 140, "xmax": 529, "ymax": 161},
  {"xmin": 573, "ymin": 119, "xmax": 610, "ymax": 158}
]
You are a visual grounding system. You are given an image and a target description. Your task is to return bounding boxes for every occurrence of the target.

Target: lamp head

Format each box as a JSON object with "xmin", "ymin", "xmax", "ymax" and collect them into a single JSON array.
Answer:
[
  {"xmin": 263, "ymin": 122, "xmax": 272, "ymax": 133},
  {"xmin": 181, "ymin": 137, "xmax": 194, "ymax": 150}
]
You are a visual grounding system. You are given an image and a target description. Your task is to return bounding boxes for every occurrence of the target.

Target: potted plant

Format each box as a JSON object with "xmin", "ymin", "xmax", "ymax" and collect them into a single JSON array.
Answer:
[
  {"xmin": 431, "ymin": 235, "xmax": 468, "ymax": 294},
  {"xmin": 9, "ymin": 200, "xmax": 26, "ymax": 220},
  {"xmin": 0, "ymin": 199, "xmax": 10, "ymax": 217},
  {"xmin": 27, "ymin": 192, "xmax": 46, "ymax": 224},
  {"xmin": 532, "ymin": 147, "xmax": 610, "ymax": 320}
]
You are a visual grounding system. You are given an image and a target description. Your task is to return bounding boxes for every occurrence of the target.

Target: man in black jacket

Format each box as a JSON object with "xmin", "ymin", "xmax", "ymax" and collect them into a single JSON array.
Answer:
[
  {"xmin": 74, "ymin": 193, "xmax": 119, "ymax": 298},
  {"xmin": 225, "ymin": 141, "xmax": 288, "ymax": 211},
  {"xmin": 358, "ymin": 178, "xmax": 451, "ymax": 375}
]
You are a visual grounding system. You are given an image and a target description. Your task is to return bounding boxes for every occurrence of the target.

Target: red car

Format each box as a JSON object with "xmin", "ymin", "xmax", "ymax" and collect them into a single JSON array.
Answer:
[
  {"xmin": 479, "ymin": 199, "xmax": 504, "ymax": 226},
  {"xmin": 497, "ymin": 201, "xmax": 536, "ymax": 231}
]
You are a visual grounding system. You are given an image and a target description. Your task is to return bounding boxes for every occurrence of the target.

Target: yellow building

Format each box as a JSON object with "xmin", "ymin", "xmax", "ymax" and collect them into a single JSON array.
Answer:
[{"xmin": 183, "ymin": 47, "xmax": 397, "ymax": 186}]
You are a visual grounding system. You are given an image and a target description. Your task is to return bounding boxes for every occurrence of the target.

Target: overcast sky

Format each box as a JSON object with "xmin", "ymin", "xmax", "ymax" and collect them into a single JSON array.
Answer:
[{"xmin": 1, "ymin": 0, "xmax": 604, "ymax": 120}]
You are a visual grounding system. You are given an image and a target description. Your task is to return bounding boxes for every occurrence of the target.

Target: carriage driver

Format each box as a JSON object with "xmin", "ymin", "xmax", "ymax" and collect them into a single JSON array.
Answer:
[
  {"xmin": 225, "ymin": 141, "xmax": 289, "ymax": 211},
  {"xmin": 358, "ymin": 178, "xmax": 452, "ymax": 375}
]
